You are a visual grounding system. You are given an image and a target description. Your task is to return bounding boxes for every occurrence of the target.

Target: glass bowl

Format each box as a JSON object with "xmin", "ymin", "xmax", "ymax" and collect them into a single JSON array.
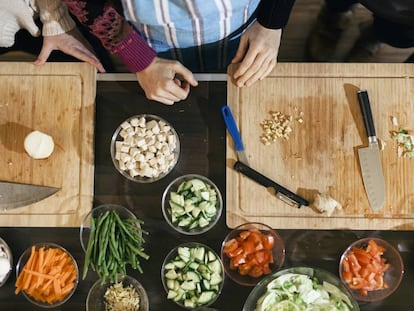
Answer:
[
  {"xmin": 0, "ymin": 237, "xmax": 12, "ymax": 287},
  {"xmin": 86, "ymin": 275, "xmax": 149, "ymax": 311},
  {"xmin": 110, "ymin": 114, "xmax": 180, "ymax": 183},
  {"xmin": 80, "ymin": 204, "xmax": 138, "ymax": 253},
  {"xmin": 161, "ymin": 174, "xmax": 223, "ymax": 235},
  {"xmin": 15, "ymin": 243, "xmax": 79, "ymax": 308},
  {"xmin": 339, "ymin": 237, "xmax": 404, "ymax": 302},
  {"xmin": 243, "ymin": 267, "xmax": 359, "ymax": 310},
  {"xmin": 161, "ymin": 242, "xmax": 224, "ymax": 309},
  {"xmin": 221, "ymin": 222, "xmax": 285, "ymax": 286}
]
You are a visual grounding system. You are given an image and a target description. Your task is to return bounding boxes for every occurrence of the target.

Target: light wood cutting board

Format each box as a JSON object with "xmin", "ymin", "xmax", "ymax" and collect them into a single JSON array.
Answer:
[
  {"xmin": 0, "ymin": 62, "xmax": 95, "ymax": 227},
  {"xmin": 226, "ymin": 63, "xmax": 414, "ymax": 230}
]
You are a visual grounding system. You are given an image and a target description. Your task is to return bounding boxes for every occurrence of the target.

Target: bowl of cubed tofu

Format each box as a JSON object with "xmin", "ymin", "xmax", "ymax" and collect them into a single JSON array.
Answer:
[{"xmin": 110, "ymin": 114, "xmax": 180, "ymax": 183}]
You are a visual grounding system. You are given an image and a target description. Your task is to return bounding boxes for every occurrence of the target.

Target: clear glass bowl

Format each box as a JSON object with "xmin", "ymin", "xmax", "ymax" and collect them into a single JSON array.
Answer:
[
  {"xmin": 243, "ymin": 267, "xmax": 360, "ymax": 311},
  {"xmin": 221, "ymin": 222, "xmax": 285, "ymax": 286},
  {"xmin": 86, "ymin": 275, "xmax": 149, "ymax": 311},
  {"xmin": 339, "ymin": 237, "xmax": 404, "ymax": 302},
  {"xmin": 110, "ymin": 114, "xmax": 180, "ymax": 183},
  {"xmin": 161, "ymin": 174, "xmax": 223, "ymax": 235},
  {"xmin": 161, "ymin": 242, "xmax": 224, "ymax": 309},
  {"xmin": 79, "ymin": 204, "xmax": 137, "ymax": 253},
  {"xmin": 15, "ymin": 243, "xmax": 79, "ymax": 308},
  {"xmin": 0, "ymin": 237, "xmax": 12, "ymax": 287}
]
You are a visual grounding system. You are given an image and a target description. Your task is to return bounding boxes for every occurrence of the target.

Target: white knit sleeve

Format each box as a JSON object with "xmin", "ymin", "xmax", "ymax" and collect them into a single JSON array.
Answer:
[{"xmin": 36, "ymin": 0, "xmax": 76, "ymax": 36}]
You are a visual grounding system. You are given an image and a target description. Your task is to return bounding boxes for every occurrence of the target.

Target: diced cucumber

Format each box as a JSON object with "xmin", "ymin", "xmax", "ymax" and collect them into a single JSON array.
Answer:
[
  {"xmin": 163, "ymin": 245, "xmax": 223, "ymax": 308},
  {"xmin": 167, "ymin": 177, "xmax": 220, "ymax": 232},
  {"xmin": 170, "ymin": 192, "xmax": 185, "ymax": 206}
]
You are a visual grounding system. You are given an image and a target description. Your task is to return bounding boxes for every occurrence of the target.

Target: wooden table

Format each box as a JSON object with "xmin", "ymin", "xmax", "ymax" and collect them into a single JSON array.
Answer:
[{"xmin": 0, "ymin": 71, "xmax": 413, "ymax": 310}]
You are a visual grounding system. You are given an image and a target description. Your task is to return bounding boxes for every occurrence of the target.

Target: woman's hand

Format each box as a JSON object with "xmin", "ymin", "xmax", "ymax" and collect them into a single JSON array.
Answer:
[
  {"xmin": 34, "ymin": 28, "xmax": 105, "ymax": 73},
  {"xmin": 136, "ymin": 57, "xmax": 198, "ymax": 105},
  {"xmin": 232, "ymin": 22, "xmax": 282, "ymax": 87}
]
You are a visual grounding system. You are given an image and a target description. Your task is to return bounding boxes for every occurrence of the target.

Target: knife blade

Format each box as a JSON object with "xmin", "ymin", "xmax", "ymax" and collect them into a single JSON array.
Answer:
[
  {"xmin": 0, "ymin": 181, "xmax": 59, "ymax": 211},
  {"xmin": 234, "ymin": 161, "xmax": 309, "ymax": 208},
  {"xmin": 357, "ymin": 90, "xmax": 386, "ymax": 212},
  {"xmin": 221, "ymin": 105, "xmax": 249, "ymax": 165}
]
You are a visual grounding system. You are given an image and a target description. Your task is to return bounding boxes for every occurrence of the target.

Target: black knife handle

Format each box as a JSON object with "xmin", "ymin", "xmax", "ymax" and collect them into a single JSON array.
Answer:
[
  {"xmin": 357, "ymin": 90, "xmax": 376, "ymax": 138},
  {"xmin": 234, "ymin": 161, "xmax": 309, "ymax": 207}
]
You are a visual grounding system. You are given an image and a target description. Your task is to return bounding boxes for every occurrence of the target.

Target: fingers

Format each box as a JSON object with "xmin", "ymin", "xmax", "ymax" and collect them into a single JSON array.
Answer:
[
  {"xmin": 173, "ymin": 64, "xmax": 198, "ymax": 87},
  {"xmin": 69, "ymin": 46, "xmax": 106, "ymax": 72},
  {"xmin": 236, "ymin": 54, "xmax": 276, "ymax": 87}
]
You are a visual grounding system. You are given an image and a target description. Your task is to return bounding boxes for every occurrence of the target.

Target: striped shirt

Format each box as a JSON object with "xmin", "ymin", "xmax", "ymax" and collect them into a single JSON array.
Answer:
[{"xmin": 122, "ymin": 0, "xmax": 260, "ymax": 52}]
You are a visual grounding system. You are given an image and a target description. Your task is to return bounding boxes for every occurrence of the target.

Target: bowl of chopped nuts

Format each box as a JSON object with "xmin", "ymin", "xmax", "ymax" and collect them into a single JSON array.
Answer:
[
  {"xmin": 110, "ymin": 114, "xmax": 180, "ymax": 183},
  {"xmin": 86, "ymin": 275, "xmax": 149, "ymax": 311}
]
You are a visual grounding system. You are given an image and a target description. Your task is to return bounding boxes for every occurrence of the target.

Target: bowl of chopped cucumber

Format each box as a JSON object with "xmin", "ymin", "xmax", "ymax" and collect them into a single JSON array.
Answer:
[
  {"xmin": 162, "ymin": 174, "xmax": 223, "ymax": 235},
  {"xmin": 243, "ymin": 267, "xmax": 360, "ymax": 311},
  {"xmin": 339, "ymin": 237, "xmax": 404, "ymax": 302},
  {"xmin": 86, "ymin": 275, "xmax": 149, "ymax": 311},
  {"xmin": 161, "ymin": 242, "xmax": 224, "ymax": 309},
  {"xmin": 221, "ymin": 222, "xmax": 285, "ymax": 286},
  {"xmin": 110, "ymin": 114, "xmax": 180, "ymax": 183}
]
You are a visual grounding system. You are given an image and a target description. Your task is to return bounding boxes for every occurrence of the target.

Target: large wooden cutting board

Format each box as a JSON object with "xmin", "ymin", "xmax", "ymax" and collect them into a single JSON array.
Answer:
[
  {"xmin": 226, "ymin": 63, "xmax": 414, "ymax": 230},
  {"xmin": 0, "ymin": 62, "xmax": 95, "ymax": 227}
]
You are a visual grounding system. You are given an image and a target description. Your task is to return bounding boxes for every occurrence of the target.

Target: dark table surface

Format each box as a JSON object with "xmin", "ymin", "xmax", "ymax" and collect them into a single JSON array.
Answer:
[{"xmin": 0, "ymin": 78, "xmax": 413, "ymax": 310}]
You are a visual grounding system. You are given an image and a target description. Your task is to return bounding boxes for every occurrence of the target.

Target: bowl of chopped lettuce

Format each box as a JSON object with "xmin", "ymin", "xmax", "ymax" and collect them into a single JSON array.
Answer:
[
  {"xmin": 162, "ymin": 174, "xmax": 223, "ymax": 235},
  {"xmin": 339, "ymin": 237, "xmax": 404, "ymax": 302},
  {"xmin": 86, "ymin": 275, "xmax": 149, "ymax": 311},
  {"xmin": 243, "ymin": 267, "xmax": 359, "ymax": 311}
]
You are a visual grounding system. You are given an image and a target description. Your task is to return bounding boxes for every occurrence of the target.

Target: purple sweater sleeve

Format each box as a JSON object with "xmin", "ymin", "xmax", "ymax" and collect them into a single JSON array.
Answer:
[
  {"xmin": 111, "ymin": 28, "xmax": 157, "ymax": 73},
  {"xmin": 257, "ymin": 0, "xmax": 296, "ymax": 29}
]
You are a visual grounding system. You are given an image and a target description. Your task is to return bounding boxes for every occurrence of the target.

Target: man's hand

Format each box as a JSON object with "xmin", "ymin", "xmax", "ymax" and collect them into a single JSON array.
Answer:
[
  {"xmin": 34, "ymin": 28, "xmax": 105, "ymax": 73},
  {"xmin": 232, "ymin": 22, "xmax": 282, "ymax": 87},
  {"xmin": 136, "ymin": 57, "xmax": 198, "ymax": 105}
]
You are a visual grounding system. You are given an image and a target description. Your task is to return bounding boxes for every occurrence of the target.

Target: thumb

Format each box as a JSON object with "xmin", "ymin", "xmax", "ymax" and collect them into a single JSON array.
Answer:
[
  {"xmin": 174, "ymin": 64, "xmax": 198, "ymax": 87},
  {"xmin": 232, "ymin": 36, "xmax": 248, "ymax": 64},
  {"xmin": 34, "ymin": 44, "xmax": 53, "ymax": 66}
]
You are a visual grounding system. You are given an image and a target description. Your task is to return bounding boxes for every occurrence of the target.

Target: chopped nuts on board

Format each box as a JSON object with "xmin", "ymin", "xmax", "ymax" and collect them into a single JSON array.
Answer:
[
  {"xmin": 260, "ymin": 111, "xmax": 303, "ymax": 145},
  {"xmin": 113, "ymin": 116, "xmax": 178, "ymax": 179}
]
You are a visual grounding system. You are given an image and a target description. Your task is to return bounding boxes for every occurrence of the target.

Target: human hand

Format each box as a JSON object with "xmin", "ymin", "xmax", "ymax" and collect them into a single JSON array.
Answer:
[
  {"xmin": 136, "ymin": 57, "xmax": 198, "ymax": 105},
  {"xmin": 232, "ymin": 22, "xmax": 282, "ymax": 87},
  {"xmin": 34, "ymin": 28, "xmax": 105, "ymax": 73}
]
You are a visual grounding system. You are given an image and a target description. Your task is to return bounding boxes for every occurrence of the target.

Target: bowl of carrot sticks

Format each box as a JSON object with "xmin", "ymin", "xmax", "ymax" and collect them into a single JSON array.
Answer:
[
  {"xmin": 339, "ymin": 237, "xmax": 404, "ymax": 302},
  {"xmin": 15, "ymin": 243, "xmax": 79, "ymax": 308}
]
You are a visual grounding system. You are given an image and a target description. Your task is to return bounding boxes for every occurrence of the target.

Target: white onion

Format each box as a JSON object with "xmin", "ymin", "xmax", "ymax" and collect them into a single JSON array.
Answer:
[{"xmin": 24, "ymin": 130, "xmax": 55, "ymax": 159}]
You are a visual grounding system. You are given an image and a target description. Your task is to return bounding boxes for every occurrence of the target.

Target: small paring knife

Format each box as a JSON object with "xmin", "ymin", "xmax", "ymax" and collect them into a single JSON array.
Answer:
[
  {"xmin": 356, "ymin": 90, "xmax": 386, "ymax": 212},
  {"xmin": 221, "ymin": 105, "xmax": 249, "ymax": 165},
  {"xmin": 0, "ymin": 181, "xmax": 60, "ymax": 211}
]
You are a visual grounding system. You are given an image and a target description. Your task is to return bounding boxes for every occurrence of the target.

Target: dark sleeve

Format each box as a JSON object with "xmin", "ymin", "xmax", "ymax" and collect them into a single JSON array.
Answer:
[
  {"xmin": 256, "ymin": 0, "xmax": 296, "ymax": 29},
  {"xmin": 62, "ymin": 0, "xmax": 156, "ymax": 72}
]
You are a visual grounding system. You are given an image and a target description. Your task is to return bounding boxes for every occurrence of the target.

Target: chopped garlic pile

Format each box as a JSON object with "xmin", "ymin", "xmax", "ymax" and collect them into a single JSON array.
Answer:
[
  {"xmin": 104, "ymin": 282, "xmax": 140, "ymax": 311},
  {"xmin": 114, "ymin": 116, "xmax": 178, "ymax": 179}
]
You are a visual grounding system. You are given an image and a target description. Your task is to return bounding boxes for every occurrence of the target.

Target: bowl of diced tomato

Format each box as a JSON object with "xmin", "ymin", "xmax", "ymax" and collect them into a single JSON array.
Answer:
[
  {"xmin": 339, "ymin": 237, "xmax": 404, "ymax": 302},
  {"xmin": 221, "ymin": 222, "xmax": 285, "ymax": 286}
]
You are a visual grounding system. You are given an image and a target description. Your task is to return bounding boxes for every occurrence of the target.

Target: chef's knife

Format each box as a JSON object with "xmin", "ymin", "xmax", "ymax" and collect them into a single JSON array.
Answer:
[
  {"xmin": 234, "ymin": 161, "xmax": 309, "ymax": 208},
  {"xmin": 221, "ymin": 105, "xmax": 249, "ymax": 165},
  {"xmin": 0, "ymin": 181, "xmax": 59, "ymax": 211},
  {"xmin": 357, "ymin": 90, "xmax": 386, "ymax": 212}
]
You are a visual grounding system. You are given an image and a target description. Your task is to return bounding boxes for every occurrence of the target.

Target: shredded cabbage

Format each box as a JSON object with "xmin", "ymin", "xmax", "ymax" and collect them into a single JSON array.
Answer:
[{"xmin": 255, "ymin": 273, "xmax": 354, "ymax": 311}]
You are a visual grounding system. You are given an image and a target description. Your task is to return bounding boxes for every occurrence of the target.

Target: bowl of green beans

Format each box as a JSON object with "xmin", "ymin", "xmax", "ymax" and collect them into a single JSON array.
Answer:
[{"xmin": 80, "ymin": 204, "xmax": 149, "ymax": 283}]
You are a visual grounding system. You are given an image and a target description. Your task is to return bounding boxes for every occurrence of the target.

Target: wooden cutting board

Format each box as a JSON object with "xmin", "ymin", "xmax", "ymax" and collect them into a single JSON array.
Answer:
[
  {"xmin": 0, "ymin": 62, "xmax": 95, "ymax": 227},
  {"xmin": 226, "ymin": 63, "xmax": 414, "ymax": 230}
]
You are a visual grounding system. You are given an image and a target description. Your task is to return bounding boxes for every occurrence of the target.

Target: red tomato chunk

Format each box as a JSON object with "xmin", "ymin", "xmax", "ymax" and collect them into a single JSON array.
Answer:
[
  {"xmin": 341, "ymin": 239, "xmax": 390, "ymax": 296},
  {"xmin": 223, "ymin": 229, "xmax": 275, "ymax": 278}
]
